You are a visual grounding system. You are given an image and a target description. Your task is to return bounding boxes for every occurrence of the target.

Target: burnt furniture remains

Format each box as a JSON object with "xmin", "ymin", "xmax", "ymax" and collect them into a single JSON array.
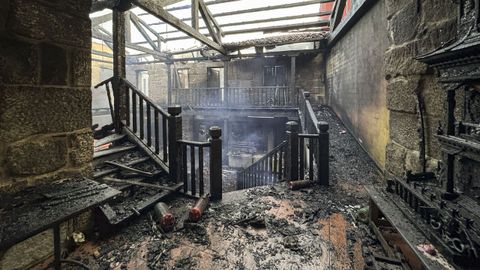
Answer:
[
  {"xmin": 0, "ymin": 178, "xmax": 121, "ymax": 270},
  {"xmin": 368, "ymin": 0, "xmax": 480, "ymax": 269}
]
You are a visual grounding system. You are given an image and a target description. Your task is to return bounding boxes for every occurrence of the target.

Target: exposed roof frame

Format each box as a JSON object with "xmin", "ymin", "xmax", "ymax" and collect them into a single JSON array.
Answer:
[
  {"xmin": 130, "ymin": 12, "xmax": 160, "ymax": 51},
  {"xmin": 157, "ymin": 12, "xmax": 328, "ymax": 35},
  {"xmin": 147, "ymin": 0, "xmax": 334, "ymax": 26},
  {"xmin": 92, "ymin": 25, "xmax": 169, "ymax": 59},
  {"xmin": 161, "ymin": 20, "xmax": 329, "ymax": 42},
  {"xmin": 132, "ymin": 0, "xmax": 226, "ymax": 54},
  {"xmin": 330, "ymin": 0, "xmax": 347, "ymax": 31}
]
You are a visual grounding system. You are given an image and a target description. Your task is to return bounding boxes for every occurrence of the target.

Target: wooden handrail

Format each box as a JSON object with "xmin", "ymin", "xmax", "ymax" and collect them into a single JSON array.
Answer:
[
  {"xmin": 242, "ymin": 140, "xmax": 287, "ymax": 170},
  {"xmin": 177, "ymin": 139, "xmax": 211, "ymax": 147},
  {"xmin": 121, "ymin": 78, "xmax": 171, "ymax": 117}
]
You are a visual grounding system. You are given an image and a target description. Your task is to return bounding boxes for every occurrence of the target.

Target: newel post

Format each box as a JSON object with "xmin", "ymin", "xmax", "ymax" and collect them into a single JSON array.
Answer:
[
  {"xmin": 286, "ymin": 121, "xmax": 299, "ymax": 181},
  {"xmin": 209, "ymin": 126, "xmax": 223, "ymax": 201},
  {"xmin": 168, "ymin": 106, "xmax": 182, "ymax": 183},
  {"xmin": 317, "ymin": 121, "xmax": 329, "ymax": 186}
]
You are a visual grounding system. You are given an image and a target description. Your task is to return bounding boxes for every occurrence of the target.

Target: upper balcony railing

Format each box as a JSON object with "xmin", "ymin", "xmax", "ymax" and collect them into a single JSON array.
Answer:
[{"xmin": 170, "ymin": 86, "xmax": 299, "ymax": 108}]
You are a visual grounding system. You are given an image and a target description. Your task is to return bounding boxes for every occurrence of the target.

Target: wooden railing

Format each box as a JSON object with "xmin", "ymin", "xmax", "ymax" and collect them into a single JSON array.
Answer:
[
  {"xmin": 236, "ymin": 141, "xmax": 287, "ymax": 190},
  {"xmin": 171, "ymin": 86, "xmax": 299, "ymax": 108},
  {"xmin": 177, "ymin": 127, "xmax": 222, "ymax": 200},
  {"xmin": 95, "ymin": 77, "xmax": 223, "ymax": 200},
  {"xmin": 237, "ymin": 119, "xmax": 329, "ymax": 190}
]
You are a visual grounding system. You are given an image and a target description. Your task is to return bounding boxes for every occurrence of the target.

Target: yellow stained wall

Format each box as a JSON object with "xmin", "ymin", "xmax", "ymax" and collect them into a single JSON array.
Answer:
[{"xmin": 91, "ymin": 42, "xmax": 113, "ymax": 85}]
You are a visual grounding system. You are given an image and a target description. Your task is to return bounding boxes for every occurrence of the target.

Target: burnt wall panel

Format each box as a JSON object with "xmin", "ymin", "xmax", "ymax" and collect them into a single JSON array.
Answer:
[{"xmin": 326, "ymin": 0, "xmax": 390, "ymax": 169}]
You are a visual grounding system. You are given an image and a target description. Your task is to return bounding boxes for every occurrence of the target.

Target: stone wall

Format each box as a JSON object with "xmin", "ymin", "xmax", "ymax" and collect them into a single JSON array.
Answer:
[
  {"xmin": 325, "ymin": 0, "xmax": 390, "ymax": 169},
  {"xmin": 296, "ymin": 54, "xmax": 326, "ymax": 103},
  {"xmin": 0, "ymin": 1, "xmax": 93, "ymax": 268},
  {"xmin": 126, "ymin": 62, "xmax": 168, "ymax": 103},
  {"xmin": 384, "ymin": 0, "xmax": 458, "ymax": 178},
  {"xmin": 0, "ymin": 0, "xmax": 93, "ymax": 191}
]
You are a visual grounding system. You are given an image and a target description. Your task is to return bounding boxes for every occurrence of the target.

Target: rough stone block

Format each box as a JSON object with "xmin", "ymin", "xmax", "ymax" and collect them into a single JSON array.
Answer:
[
  {"xmin": 40, "ymin": 43, "xmax": 68, "ymax": 85},
  {"xmin": 38, "ymin": 0, "xmax": 91, "ymax": 17},
  {"xmin": 416, "ymin": 19, "xmax": 457, "ymax": 55},
  {"xmin": 389, "ymin": 2, "xmax": 418, "ymax": 45},
  {"xmin": 389, "ymin": 111, "xmax": 420, "ymax": 150},
  {"xmin": 6, "ymin": 136, "xmax": 67, "ymax": 175},
  {"xmin": 68, "ymin": 129, "xmax": 93, "ymax": 166},
  {"xmin": 385, "ymin": 141, "xmax": 407, "ymax": 178},
  {"xmin": 421, "ymin": 0, "xmax": 458, "ymax": 23},
  {"xmin": 405, "ymin": 150, "xmax": 439, "ymax": 173},
  {"xmin": 0, "ymin": 38, "xmax": 38, "ymax": 85},
  {"xmin": 386, "ymin": 76, "xmax": 420, "ymax": 113},
  {"xmin": 8, "ymin": 0, "xmax": 91, "ymax": 48},
  {"xmin": 71, "ymin": 48, "xmax": 91, "ymax": 87},
  {"xmin": 422, "ymin": 75, "xmax": 444, "ymax": 118},
  {"xmin": 385, "ymin": 0, "xmax": 411, "ymax": 18},
  {"xmin": 0, "ymin": 86, "xmax": 91, "ymax": 143},
  {"xmin": 384, "ymin": 42, "xmax": 428, "ymax": 77}
]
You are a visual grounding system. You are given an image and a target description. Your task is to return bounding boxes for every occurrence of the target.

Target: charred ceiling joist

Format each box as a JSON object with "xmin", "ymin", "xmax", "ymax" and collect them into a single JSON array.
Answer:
[{"xmin": 132, "ymin": 0, "xmax": 226, "ymax": 54}]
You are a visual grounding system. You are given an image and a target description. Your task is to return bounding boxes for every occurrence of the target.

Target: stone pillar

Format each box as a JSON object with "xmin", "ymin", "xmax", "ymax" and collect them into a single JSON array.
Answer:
[
  {"xmin": 0, "ymin": 1, "xmax": 93, "ymax": 268},
  {"xmin": 0, "ymin": 0, "xmax": 93, "ymax": 191}
]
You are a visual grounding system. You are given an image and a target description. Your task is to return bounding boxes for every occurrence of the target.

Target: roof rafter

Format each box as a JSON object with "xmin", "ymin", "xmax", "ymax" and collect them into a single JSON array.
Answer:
[
  {"xmin": 162, "ymin": 20, "xmax": 329, "ymax": 42},
  {"xmin": 158, "ymin": 12, "xmax": 328, "ymax": 35},
  {"xmin": 132, "ymin": 0, "xmax": 226, "ymax": 54},
  {"xmin": 130, "ymin": 12, "xmax": 160, "ymax": 51},
  {"xmin": 148, "ymin": 0, "xmax": 332, "ymax": 26}
]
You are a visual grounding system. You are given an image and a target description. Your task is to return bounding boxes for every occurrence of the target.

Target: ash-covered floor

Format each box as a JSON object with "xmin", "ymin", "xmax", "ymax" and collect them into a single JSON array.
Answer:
[{"xmin": 35, "ymin": 106, "xmax": 383, "ymax": 270}]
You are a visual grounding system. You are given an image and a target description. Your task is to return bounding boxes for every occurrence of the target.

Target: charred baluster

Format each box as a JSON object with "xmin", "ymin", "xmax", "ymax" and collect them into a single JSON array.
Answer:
[
  {"xmin": 154, "ymin": 110, "xmax": 160, "ymax": 154},
  {"xmin": 299, "ymin": 137, "xmax": 305, "ymax": 177},
  {"xmin": 199, "ymin": 146, "xmax": 204, "ymax": 195},
  {"xmin": 147, "ymin": 104, "xmax": 152, "ymax": 146},
  {"xmin": 182, "ymin": 144, "xmax": 188, "ymax": 192},
  {"xmin": 191, "ymin": 145, "xmax": 196, "ymax": 196},
  {"xmin": 162, "ymin": 116, "xmax": 167, "ymax": 161},
  {"xmin": 139, "ymin": 97, "xmax": 144, "ymax": 139},
  {"xmin": 309, "ymin": 140, "xmax": 314, "ymax": 181},
  {"xmin": 132, "ymin": 91, "xmax": 137, "ymax": 133},
  {"xmin": 126, "ymin": 87, "xmax": 130, "ymax": 126}
]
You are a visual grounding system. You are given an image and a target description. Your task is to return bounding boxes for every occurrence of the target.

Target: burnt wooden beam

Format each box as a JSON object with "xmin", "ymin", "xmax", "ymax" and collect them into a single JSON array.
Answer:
[
  {"xmin": 92, "ymin": 13, "xmax": 113, "ymax": 25},
  {"xmin": 132, "ymin": 0, "xmax": 226, "ymax": 54},
  {"xmin": 132, "ymin": 13, "xmax": 166, "ymax": 42},
  {"xmin": 330, "ymin": 0, "xmax": 347, "ymax": 31},
  {"xmin": 112, "ymin": 9, "xmax": 127, "ymax": 133},
  {"xmin": 130, "ymin": 12, "xmax": 159, "ymax": 51},
  {"xmin": 191, "ymin": 0, "xmax": 199, "ymax": 30},
  {"xmin": 164, "ymin": 20, "xmax": 329, "ymax": 42},
  {"xmin": 198, "ymin": 0, "xmax": 221, "ymax": 44},
  {"xmin": 92, "ymin": 27, "xmax": 169, "ymax": 59},
  {"xmin": 157, "ymin": 12, "xmax": 328, "ymax": 35},
  {"xmin": 198, "ymin": 0, "xmax": 223, "ymax": 37},
  {"xmin": 149, "ymin": 0, "xmax": 329, "ymax": 26}
]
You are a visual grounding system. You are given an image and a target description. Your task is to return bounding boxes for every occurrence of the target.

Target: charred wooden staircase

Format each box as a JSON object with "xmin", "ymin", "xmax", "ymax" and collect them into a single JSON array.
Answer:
[{"xmin": 93, "ymin": 77, "xmax": 223, "ymax": 225}]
